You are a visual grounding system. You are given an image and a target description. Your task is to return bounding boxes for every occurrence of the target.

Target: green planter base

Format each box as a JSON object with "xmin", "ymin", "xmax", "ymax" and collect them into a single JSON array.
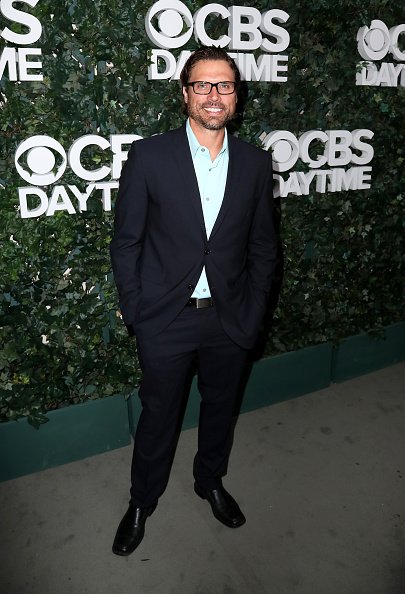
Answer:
[
  {"xmin": 241, "ymin": 342, "xmax": 333, "ymax": 413},
  {"xmin": 0, "ymin": 395, "xmax": 130, "ymax": 482},
  {"xmin": 332, "ymin": 322, "xmax": 405, "ymax": 382}
]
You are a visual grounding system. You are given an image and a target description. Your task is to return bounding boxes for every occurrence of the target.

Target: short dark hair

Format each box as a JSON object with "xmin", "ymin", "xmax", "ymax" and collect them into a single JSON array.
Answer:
[{"xmin": 180, "ymin": 46, "xmax": 241, "ymax": 88}]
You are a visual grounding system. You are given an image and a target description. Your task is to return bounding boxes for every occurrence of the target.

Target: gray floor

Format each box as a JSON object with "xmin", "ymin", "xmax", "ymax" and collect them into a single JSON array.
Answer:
[{"xmin": 1, "ymin": 362, "xmax": 405, "ymax": 594}]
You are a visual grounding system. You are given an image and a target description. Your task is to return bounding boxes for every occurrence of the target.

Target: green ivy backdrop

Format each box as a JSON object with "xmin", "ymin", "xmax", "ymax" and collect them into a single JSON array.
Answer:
[{"xmin": 1, "ymin": 0, "xmax": 404, "ymax": 426}]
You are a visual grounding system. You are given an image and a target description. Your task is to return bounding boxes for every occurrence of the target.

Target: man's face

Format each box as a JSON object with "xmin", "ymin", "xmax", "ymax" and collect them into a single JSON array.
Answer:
[{"xmin": 183, "ymin": 59, "xmax": 238, "ymax": 131}]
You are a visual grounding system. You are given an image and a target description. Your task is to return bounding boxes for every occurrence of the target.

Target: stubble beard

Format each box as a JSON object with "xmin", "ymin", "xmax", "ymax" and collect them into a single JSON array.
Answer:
[{"xmin": 187, "ymin": 101, "xmax": 235, "ymax": 131}]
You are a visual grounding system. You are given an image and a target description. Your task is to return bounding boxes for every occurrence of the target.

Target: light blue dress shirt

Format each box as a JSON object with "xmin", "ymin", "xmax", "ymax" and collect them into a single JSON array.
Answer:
[{"xmin": 186, "ymin": 119, "xmax": 229, "ymax": 298}]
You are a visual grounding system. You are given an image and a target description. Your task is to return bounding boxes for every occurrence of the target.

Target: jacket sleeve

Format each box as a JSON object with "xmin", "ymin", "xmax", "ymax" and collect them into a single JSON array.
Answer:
[
  {"xmin": 247, "ymin": 157, "xmax": 278, "ymax": 311},
  {"xmin": 109, "ymin": 141, "xmax": 148, "ymax": 329}
]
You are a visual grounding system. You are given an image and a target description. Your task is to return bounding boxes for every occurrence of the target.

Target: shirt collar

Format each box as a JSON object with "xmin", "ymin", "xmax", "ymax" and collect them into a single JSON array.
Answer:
[{"xmin": 186, "ymin": 118, "xmax": 228, "ymax": 160}]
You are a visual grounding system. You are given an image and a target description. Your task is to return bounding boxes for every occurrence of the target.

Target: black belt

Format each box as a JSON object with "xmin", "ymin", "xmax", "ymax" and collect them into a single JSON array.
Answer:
[{"xmin": 187, "ymin": 297, "xmax": 213, "ymax": 309}]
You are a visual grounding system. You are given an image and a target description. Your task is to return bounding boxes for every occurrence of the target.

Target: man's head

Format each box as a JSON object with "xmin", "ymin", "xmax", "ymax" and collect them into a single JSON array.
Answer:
[{"xmin": 180, "ymin": 47, "xmax": 241, "ymax": 131}]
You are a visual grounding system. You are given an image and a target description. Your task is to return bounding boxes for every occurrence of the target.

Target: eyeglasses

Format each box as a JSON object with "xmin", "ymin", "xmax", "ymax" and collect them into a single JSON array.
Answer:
[{"xmin": 185, "ymin": 81, "xmax": 237, "ymax": 95}]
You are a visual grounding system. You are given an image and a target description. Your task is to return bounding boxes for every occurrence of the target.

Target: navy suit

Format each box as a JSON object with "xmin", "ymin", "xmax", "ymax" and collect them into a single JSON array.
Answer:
[{"xmin": 110, "ymin": 124, "xmax": 277, "ymax": 506}]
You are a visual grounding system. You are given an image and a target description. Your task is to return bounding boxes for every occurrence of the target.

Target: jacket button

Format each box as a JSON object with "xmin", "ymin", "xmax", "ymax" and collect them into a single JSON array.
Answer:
[
  {"xmin": 187, "ymin": 284, "xmax": 194, "ymax": 290},
  {"xmin": 204, "ymin": 249, "xmax": 210, "ymax": 255}
]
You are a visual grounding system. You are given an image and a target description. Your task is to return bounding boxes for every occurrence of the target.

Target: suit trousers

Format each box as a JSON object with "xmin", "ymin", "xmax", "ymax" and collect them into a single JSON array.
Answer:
[{"xmin": 130, "ymin": 305, "xmax": 250, "ymax": 507}]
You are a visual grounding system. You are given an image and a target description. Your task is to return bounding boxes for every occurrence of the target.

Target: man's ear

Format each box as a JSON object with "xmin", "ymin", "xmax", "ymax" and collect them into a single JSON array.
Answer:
[{"xmin": 182, "ymin": 86, "xmax": 188, "ymax": 104}]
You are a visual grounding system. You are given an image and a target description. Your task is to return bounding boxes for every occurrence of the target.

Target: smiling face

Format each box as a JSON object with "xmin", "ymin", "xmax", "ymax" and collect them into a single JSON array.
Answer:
[{"xmin": 182, "ymin": 59, "xmax": 238, "ymax": 132}]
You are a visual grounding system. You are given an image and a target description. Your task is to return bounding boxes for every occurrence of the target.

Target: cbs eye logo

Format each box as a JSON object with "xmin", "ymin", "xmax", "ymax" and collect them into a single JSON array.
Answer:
[
  {"xmin": 263, "ymin": 131, "xmax": 299, "ymax": 172},
  {"xmin": 15, "ymin": 136, "xmax": 67, "ymax": 185},
  {"xmin": 145, "ymin": 0, "xmax": 194, "ymax": 49},
  {"xmin": 357, "ymin": 20, "xmax": 405, "ymax": 62}
]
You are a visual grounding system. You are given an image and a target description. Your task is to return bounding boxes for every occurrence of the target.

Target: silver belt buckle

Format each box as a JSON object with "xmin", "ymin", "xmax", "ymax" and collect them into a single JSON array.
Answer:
[{"xmin": 196, "ymin": 298, "xmax": 212, "ymax": 309}]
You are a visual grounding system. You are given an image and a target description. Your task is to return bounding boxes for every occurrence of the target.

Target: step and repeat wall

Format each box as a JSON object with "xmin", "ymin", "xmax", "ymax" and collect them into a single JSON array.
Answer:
[{"xmin": 1, "ymin": 0, "xmax": 404, "ymax": 423}]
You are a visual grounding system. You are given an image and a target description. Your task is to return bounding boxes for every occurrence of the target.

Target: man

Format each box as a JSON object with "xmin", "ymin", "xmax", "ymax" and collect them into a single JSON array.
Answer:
[{"xmin": 109, "ymin": 46, "xmax": 277, "ymax": 556}]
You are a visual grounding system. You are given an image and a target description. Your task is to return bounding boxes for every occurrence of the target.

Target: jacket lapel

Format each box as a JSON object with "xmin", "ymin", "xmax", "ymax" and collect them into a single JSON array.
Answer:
[
  {"xmin": 172, "ymin": 126, "xmax": 207, "ymax": 240},
  {"xmin": 209, "ymin": 133, "xmax": 241, "ymax": 240}
]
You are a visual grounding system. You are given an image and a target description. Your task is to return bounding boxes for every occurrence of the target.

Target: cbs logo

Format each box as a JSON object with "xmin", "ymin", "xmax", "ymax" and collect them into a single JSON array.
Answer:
[
  {"xmin": 145, "ymin": 0, "xmax": 289, "ymax": 52},
  {"xmin": 262, "ymin": 129, "xmax": 374, "ymax": 172},
  {"xmin": 357, "ymin": 20, "xmax": 405, "ymax": 62},
  {"xmin": 15, "ymin": 136, "xmax": 67, "ymax": 185},
  {"xmin": 15, "ymin": 133, "xmax": 143, "ymax": 185},
  {"xmin": 146, "ymin": 0, "xmax": 193, "ymax": 49}
]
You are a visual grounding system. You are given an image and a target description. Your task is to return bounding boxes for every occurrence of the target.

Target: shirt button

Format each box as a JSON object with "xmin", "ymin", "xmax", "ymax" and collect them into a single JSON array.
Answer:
[
  {"xmin": 205, "ymin": 197, "xmax": 210, "ymax": 201},
  {"xmin": 201, "ymin": 148, "xmax": 205, "ymax": 152}
]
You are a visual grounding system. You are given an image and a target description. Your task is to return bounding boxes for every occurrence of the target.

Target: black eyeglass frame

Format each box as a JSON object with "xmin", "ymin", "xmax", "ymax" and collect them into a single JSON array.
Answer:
[{"xmin": 185, "ymin": 81, "xmax": 237, "ymax": 95}]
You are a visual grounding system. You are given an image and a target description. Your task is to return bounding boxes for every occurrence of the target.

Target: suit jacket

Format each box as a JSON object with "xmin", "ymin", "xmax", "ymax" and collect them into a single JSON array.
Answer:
[{"xmin": 110, "ymin": 124, "xmax": 278, "ymax": 349}]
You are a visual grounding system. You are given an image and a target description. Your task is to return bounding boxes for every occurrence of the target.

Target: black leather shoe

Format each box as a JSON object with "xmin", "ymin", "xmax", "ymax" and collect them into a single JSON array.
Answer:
[
  {"xmin": 194, "ymin": 483, "xmax": 246, "ymax": 528},
  {"xmin": 112, "ymin": 503, "xmax": 156, "ymax": 556}
]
